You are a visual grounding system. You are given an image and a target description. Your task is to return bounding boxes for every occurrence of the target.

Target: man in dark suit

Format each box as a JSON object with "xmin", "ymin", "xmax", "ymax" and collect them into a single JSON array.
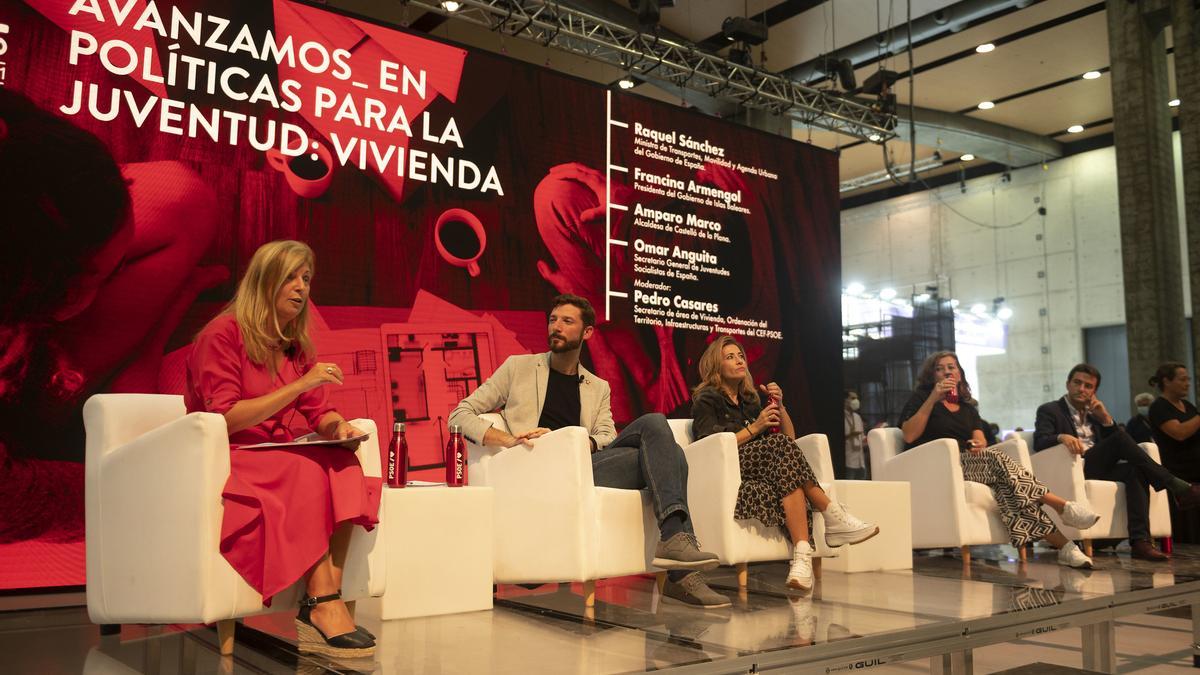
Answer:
[{"xmin": 1035, "ymin": 364, "xmax": 1200, "ymax": 561}]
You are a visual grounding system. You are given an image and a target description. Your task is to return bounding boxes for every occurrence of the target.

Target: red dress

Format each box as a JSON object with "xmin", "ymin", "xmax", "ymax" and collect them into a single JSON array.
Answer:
[{"xmin": 185, "ymin": 314, "xmax": 381, "ymax": 602}]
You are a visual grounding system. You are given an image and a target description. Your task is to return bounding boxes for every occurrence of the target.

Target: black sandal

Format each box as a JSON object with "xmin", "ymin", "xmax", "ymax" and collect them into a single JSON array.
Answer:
[{"xmin": 296, "ymin": 593, "xmax": 375, "ymax": 658}]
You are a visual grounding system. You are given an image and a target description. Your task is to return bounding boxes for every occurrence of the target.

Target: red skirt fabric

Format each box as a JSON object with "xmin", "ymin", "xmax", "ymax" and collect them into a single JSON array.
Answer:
[{"xmin": 219, "ymin": 445, "xmax": 382, "ymax": 604}]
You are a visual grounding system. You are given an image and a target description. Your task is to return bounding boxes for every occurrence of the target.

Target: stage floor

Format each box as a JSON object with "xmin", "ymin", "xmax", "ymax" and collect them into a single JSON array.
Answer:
[{"xmin": 7, "ymin": 545, "xmax": 1200, "ymax": 674}]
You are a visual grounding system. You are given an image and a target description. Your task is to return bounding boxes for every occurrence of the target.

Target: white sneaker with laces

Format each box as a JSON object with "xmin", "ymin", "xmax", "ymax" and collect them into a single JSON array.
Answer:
[
  {"xmin": 820, "ymin": 501, "xmax": 880, "ymax": 547},
  {"xmin": 786, "ymin": 540, "xmax": 814, "ymax": 591},
  {"xmin": 1057, "ymin": 540, "xmax": 1094, "ymax": 569},
  {"xmin": 1060, "ymin": 501, "xmax": 1101, "ymax": 530}
]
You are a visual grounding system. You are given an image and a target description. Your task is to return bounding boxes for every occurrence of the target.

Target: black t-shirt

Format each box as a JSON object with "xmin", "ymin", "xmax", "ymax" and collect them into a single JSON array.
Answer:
[
  {"xmin": 898, "ymin": 386, "xmax": 983, "ymax": 450},
  {"xmin": 691, "ymin": 387, "xmax": 764, "ymax": 440},
  {"xmin": 1148, "ymin": 397, "xmax": 1200, "ymax": 480},
  {"xmin": 538, "ymin": 367, "xmax": 582, "ymax": 430}
]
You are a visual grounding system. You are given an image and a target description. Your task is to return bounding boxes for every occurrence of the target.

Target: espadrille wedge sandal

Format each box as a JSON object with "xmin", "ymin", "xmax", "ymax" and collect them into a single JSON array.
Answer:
[{"xmin": 295, "ymin": 593, "xmax": 375, "ymax": 658}]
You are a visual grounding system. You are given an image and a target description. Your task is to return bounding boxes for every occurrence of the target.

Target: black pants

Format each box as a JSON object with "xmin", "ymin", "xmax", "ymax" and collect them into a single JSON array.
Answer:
[{"xmin": 1082, "ymin": 428, "xmax": 1175, "ymax": 541}]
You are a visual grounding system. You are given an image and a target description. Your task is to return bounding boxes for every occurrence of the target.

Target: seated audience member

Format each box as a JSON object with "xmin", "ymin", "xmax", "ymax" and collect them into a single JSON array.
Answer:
[
  {"xmin": 690, "ymin": 336, "xmax": 878, "ymax": 591},
  {"xmin": 1148, "ymin": 363, "xmax": 1200, "ymax": 543},
  {"xmin": 449, "ymin": 294, "xmax": 729, "ymax": 608},
  {"xmin": 982, "ymin": 419, "xmax": 1000, "ymax": 447},
  {"xmin": 1126, "ymin": 392, "xmax": 1157, "ymax": 444},
  {"xmin": 1034, "ymin": 364, "xmax": 1199, "ymax": 561},
  {"xmin": 843, "ymin": 390, "xmax": 868, "ymax": 479},
  {"xmin": 186, "ymin": 240, "xmax": 379, "ymax": 657},
  {"xmin": 900, "ymin": 351, "xmax": 1100, "ymax": 568}
]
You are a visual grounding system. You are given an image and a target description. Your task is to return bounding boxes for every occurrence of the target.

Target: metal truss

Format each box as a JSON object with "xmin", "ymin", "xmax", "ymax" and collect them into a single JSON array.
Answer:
[{"xmin": 402, "ymin": 0, "xmax": 897, "ymax": 143}]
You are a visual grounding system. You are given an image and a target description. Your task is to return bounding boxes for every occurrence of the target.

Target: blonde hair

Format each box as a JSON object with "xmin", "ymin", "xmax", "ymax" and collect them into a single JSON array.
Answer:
[
  {"xmin": 694, "ymin": 334, "xmax": 757, "ymax": 400},
  {"xmin": 223, "ymin": 240, "xmax": 316, "ymax": 371}
]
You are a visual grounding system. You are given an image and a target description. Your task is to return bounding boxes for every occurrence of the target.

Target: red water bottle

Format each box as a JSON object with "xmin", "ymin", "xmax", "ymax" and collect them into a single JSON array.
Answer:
[
  {"xmin": 945, "ymin": 378, "xmax": 960, "ymax": 404},
  {"xmin": 445, "ymin": 424, "xmax": 467, "ymax": 486},
  {"xmin": 387, "ymin": 422, "xmax": 408, "ymax": 488}
]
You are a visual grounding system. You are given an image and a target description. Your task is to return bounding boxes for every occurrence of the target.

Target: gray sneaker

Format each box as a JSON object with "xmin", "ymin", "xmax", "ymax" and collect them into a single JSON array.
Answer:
[
  {"xmin": 662, "ymin": 572, "xmax": 732, "ymax": 608},
  {"xmin": 653, "ymin": 532, "xmax": 720, "ymax": 571}
]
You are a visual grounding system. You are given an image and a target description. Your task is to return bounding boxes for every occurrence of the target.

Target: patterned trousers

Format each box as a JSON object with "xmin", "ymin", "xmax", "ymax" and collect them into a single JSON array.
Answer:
[
  {"xmin": 960, "ymin": 443, "xmax": 1055, "ymax": 547},
  {"xmin": 736, "ymin": 432, "xmax": 819, "ymax": 530}
]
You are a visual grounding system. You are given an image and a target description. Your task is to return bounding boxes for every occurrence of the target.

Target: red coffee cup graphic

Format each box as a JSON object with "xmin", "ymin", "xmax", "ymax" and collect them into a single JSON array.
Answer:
[
  {"xmin": 266, "ymin": 141, "xmax": 334, "ymax": 199},
  {"xmin": 435, "ymin": 209, "xmax": 487, "ymax": 277}
]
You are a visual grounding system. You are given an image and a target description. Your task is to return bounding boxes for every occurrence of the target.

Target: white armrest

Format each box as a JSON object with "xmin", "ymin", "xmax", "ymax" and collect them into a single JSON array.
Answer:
[
  {"xmin": 1029, "ymin": 444, "xmax": 1085, "ymax": 503},
  {"xmin": 683, "ymin": 432, "xmax": 741, "ymax": 558},
  {"xmin": 87, "ymin": 411, "xmax": 233, "ymax": 624},
  {"xmin": 993, "ymin": 436, "xmax": 1033, "ymax": 473},
  {"xmin": 1140, "ymin": 442, "xmax": 1163, "ymax": 464},
  {"xmin": 797, "ymin": 434, "xmax": 834, "ymax": 486},
  {"xmin": 876, "ymin": 439, "xmax": 967, "ymax": 547},
  {"xmin": 350, "ymin": 418, "xmax": 381, "ymax": 479}
]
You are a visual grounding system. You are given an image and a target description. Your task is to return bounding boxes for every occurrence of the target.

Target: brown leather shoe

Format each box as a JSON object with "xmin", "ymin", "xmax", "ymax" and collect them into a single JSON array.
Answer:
[
  {"xmin": 1130, "ymin": 539, "xmax": 1169, "ymax": 561},
  {"xmin": 1176, "ymin": 484, "xmax": 1200, "ymax": 510}
]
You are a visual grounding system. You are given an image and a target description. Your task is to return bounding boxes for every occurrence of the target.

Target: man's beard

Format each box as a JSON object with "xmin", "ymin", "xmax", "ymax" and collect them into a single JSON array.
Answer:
[{"xmin": 548, "ymin": 333, "xmax": 582, "ymax": 353}]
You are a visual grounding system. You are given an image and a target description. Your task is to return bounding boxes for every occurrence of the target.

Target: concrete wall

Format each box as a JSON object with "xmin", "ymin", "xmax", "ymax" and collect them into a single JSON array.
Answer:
[{"xmin": 841, "ymin": 135, "xmax": 1188, "ymax": 429}]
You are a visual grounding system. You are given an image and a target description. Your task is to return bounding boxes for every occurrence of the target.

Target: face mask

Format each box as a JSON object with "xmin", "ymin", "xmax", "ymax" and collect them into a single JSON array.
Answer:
[
  {"xmin": 1137, "ymin": 406, "xmax": 1149, "ymax": 417},
  {"xmin": 849, "ymin": 399, "xmax": 860, "ymax": 411}
]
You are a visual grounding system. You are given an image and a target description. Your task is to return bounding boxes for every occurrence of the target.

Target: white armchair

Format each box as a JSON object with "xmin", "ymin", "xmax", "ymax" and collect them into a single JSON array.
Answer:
[
  {"xmin": 83, "ymin": 394, "xmax": 386, "ymax": 655},
  {"xmin": 669, "ymin": 420, "xmax": 838, "ymax": 587},
  {"xmin": 466, "ymin": 413, "xmax": 657, "ymax": 605},
  {"xmin": 868, "ymin": 427, "xmax": 1031, "ymax": 561},
  {"xmin": 1013, "ymin": 431, "xmax": 1171, "ymax": 555}
]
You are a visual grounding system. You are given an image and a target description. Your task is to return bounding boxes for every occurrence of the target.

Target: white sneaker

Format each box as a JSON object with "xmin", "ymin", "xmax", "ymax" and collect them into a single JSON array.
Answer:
[
  {"xmin": 821, "ymin": 501, "xmax": 880, "ymax": 547},
  {"xmin": 786, "ymin": 540, "xmax": 814, "ymax": 591},
  {"xmin": 1057, "ymin": 540, "xmax": 1094, "ymax": 569},
  {"xmin": 1060, "ymin": 501, "xmax": 1101, "ymax": 530}
]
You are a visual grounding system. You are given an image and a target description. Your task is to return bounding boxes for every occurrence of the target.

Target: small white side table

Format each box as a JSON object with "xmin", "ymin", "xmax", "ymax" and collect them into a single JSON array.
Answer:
[
  {"xmin": 376, "ymin": 485, "xmax": 494, "ymax": 619},
  {"xmin": 824, "ymin": 479, "xmax": 913, "ymax": 572}
]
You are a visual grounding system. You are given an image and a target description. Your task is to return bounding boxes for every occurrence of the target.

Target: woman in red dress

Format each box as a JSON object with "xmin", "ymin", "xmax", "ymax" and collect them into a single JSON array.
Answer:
[{"xmin": 185, "ymin": 240, "xmax": 380, "ymax": 658}]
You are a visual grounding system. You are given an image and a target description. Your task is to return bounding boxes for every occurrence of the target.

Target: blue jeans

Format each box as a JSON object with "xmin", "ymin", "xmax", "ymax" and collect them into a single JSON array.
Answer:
[{"xmin": 591, "ymin": 413, "xmax": 692, "ymax": 536}]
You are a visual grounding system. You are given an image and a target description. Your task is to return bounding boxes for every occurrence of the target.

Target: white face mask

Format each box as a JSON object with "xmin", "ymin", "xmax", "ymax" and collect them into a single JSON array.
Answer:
[
  {"xmin": 1137, "ymin": 405, "xmax": 1150, "ymax": 417},
  {"xmin": 848, "ymin": 399, "xmax": 861, "ymax": 411}
]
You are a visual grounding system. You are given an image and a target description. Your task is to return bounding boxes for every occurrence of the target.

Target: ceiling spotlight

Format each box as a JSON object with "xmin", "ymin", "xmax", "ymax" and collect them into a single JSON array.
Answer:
[
  {"xmin": 868, "ymin": 133, "xmax": 883, "ymax": 142},
  {"xmin": 1067, "ymin": 124, "xmax": 1084, "ymax": 134},
  {"xmin": 976, "ymin": 43, "xmax": 995, "ymax": 53},
  {"xmin": 1082, "ymin": 71, "xmax": 1102, "ymax": 80},
  {"xmin": 1169, "ymin": 98, "xmax": 1181, "ymax": 107},
  {"xmin": 960, "ymin": 153, "xmax": 975, "ymax": 162},
  {"xmin": 440, "ymin": 0, "xmax": 461, "ymax": 11},
  {"xmin": 949, "ymin": 299, "xmax": 960, "ymax": 308},
  {"xmin": 846, "ymin": 282, "xmax": 865, "ymax": 295},
  {"xmin": 914, "ymin": 293, "xmax": 931, "ymax": 303},
  {"xmin": 970, "ymin": 303, "xmax": 988, "ymax": 316},
  {"xmin": 977, "ymin": 101, "xmax": 995, "ymax": 110},
  {"xmin": 879, "ymin": 287, "xmax": 898, "ymax": 300},
  {"xmin": 617, "ymin": 75, "xmax": 636, "ymax": 89},
  {"xmin": 996, "ymin": 306, "xmax": 1014, "ymax": 320}
]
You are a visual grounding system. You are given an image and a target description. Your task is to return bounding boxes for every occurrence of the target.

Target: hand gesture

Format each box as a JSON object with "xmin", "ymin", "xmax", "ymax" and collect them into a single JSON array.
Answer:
[
  {"xmin": 752, "ymin": 402, "xmax": 782, "ymax": 434},
  {"xmin": 1059, "ymin": 434, "xmax": 1087, "ymax": 455},
  {"xmin": 928, "ymin": 378, "xmax": 956, "ymax": 403},
  {"xmin": 300, "ymin": 362, "xmax": 344, "ymax": 391},
  {"xmin": 1087, "ymin": 398, "xmax": 1113, "ymax": 425},
  {"xmin": 332, "ymin": 420, "xmax": 365, "ymax": 449},
  {"xmin": 507, "ymin": 427, "xmax": 552, "ymax": 448},
  {"xmin": 759, "ymin": 382, "xmax": 783, "ymax": 406}
]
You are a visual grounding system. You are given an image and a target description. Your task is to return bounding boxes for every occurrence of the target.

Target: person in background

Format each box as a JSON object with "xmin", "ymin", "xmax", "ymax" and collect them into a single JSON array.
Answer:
[
  {"xmin": 843, "ymin": 390, "xmax": 867, "ymax": 479},
  {"xmin": 691, "ymin": 335, "xmax": 878, "ymax": 592},
  {"xmin": 1126, "ymin": 392, "xmax": 1157, "ymax": 444},
  {"xmin": 1147, "ymin": 363, "xmax": 1200, "ymax": 544},
  {"xmin": 981, "ymin": 419, "xmax": 1000, "ymax": 447},
  {"xmin": 900, "ymin": 351, "xmax": 1100, "ymax": 568},
  {"xmin": 1034, "ymin": 364, "xmax": 1199, "ymax": 561}
]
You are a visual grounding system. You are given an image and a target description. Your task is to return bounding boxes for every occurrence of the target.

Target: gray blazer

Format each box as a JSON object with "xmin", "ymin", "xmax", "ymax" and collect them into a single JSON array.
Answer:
[{"xmin": 448, "ymin": 352, "xmax": 618, "ymax": 449}]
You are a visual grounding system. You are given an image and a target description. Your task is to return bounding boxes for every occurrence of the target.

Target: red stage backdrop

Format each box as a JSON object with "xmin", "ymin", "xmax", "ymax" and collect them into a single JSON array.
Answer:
[{"xmin": 0, "ymin": 0, "xmax": 841, "ymax": 589}]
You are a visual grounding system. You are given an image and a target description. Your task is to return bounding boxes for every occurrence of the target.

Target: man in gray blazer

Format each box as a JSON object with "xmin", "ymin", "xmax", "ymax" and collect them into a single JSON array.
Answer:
[{"xmin": 450, "ymin": 294, "xmax": 729, "ymax": 608}]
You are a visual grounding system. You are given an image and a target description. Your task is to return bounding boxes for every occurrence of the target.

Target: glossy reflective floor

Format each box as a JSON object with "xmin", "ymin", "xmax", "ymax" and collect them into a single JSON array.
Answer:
[{"xmin": 6, "ymin": 544, "xmax": 1200, "ymax": 674}]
